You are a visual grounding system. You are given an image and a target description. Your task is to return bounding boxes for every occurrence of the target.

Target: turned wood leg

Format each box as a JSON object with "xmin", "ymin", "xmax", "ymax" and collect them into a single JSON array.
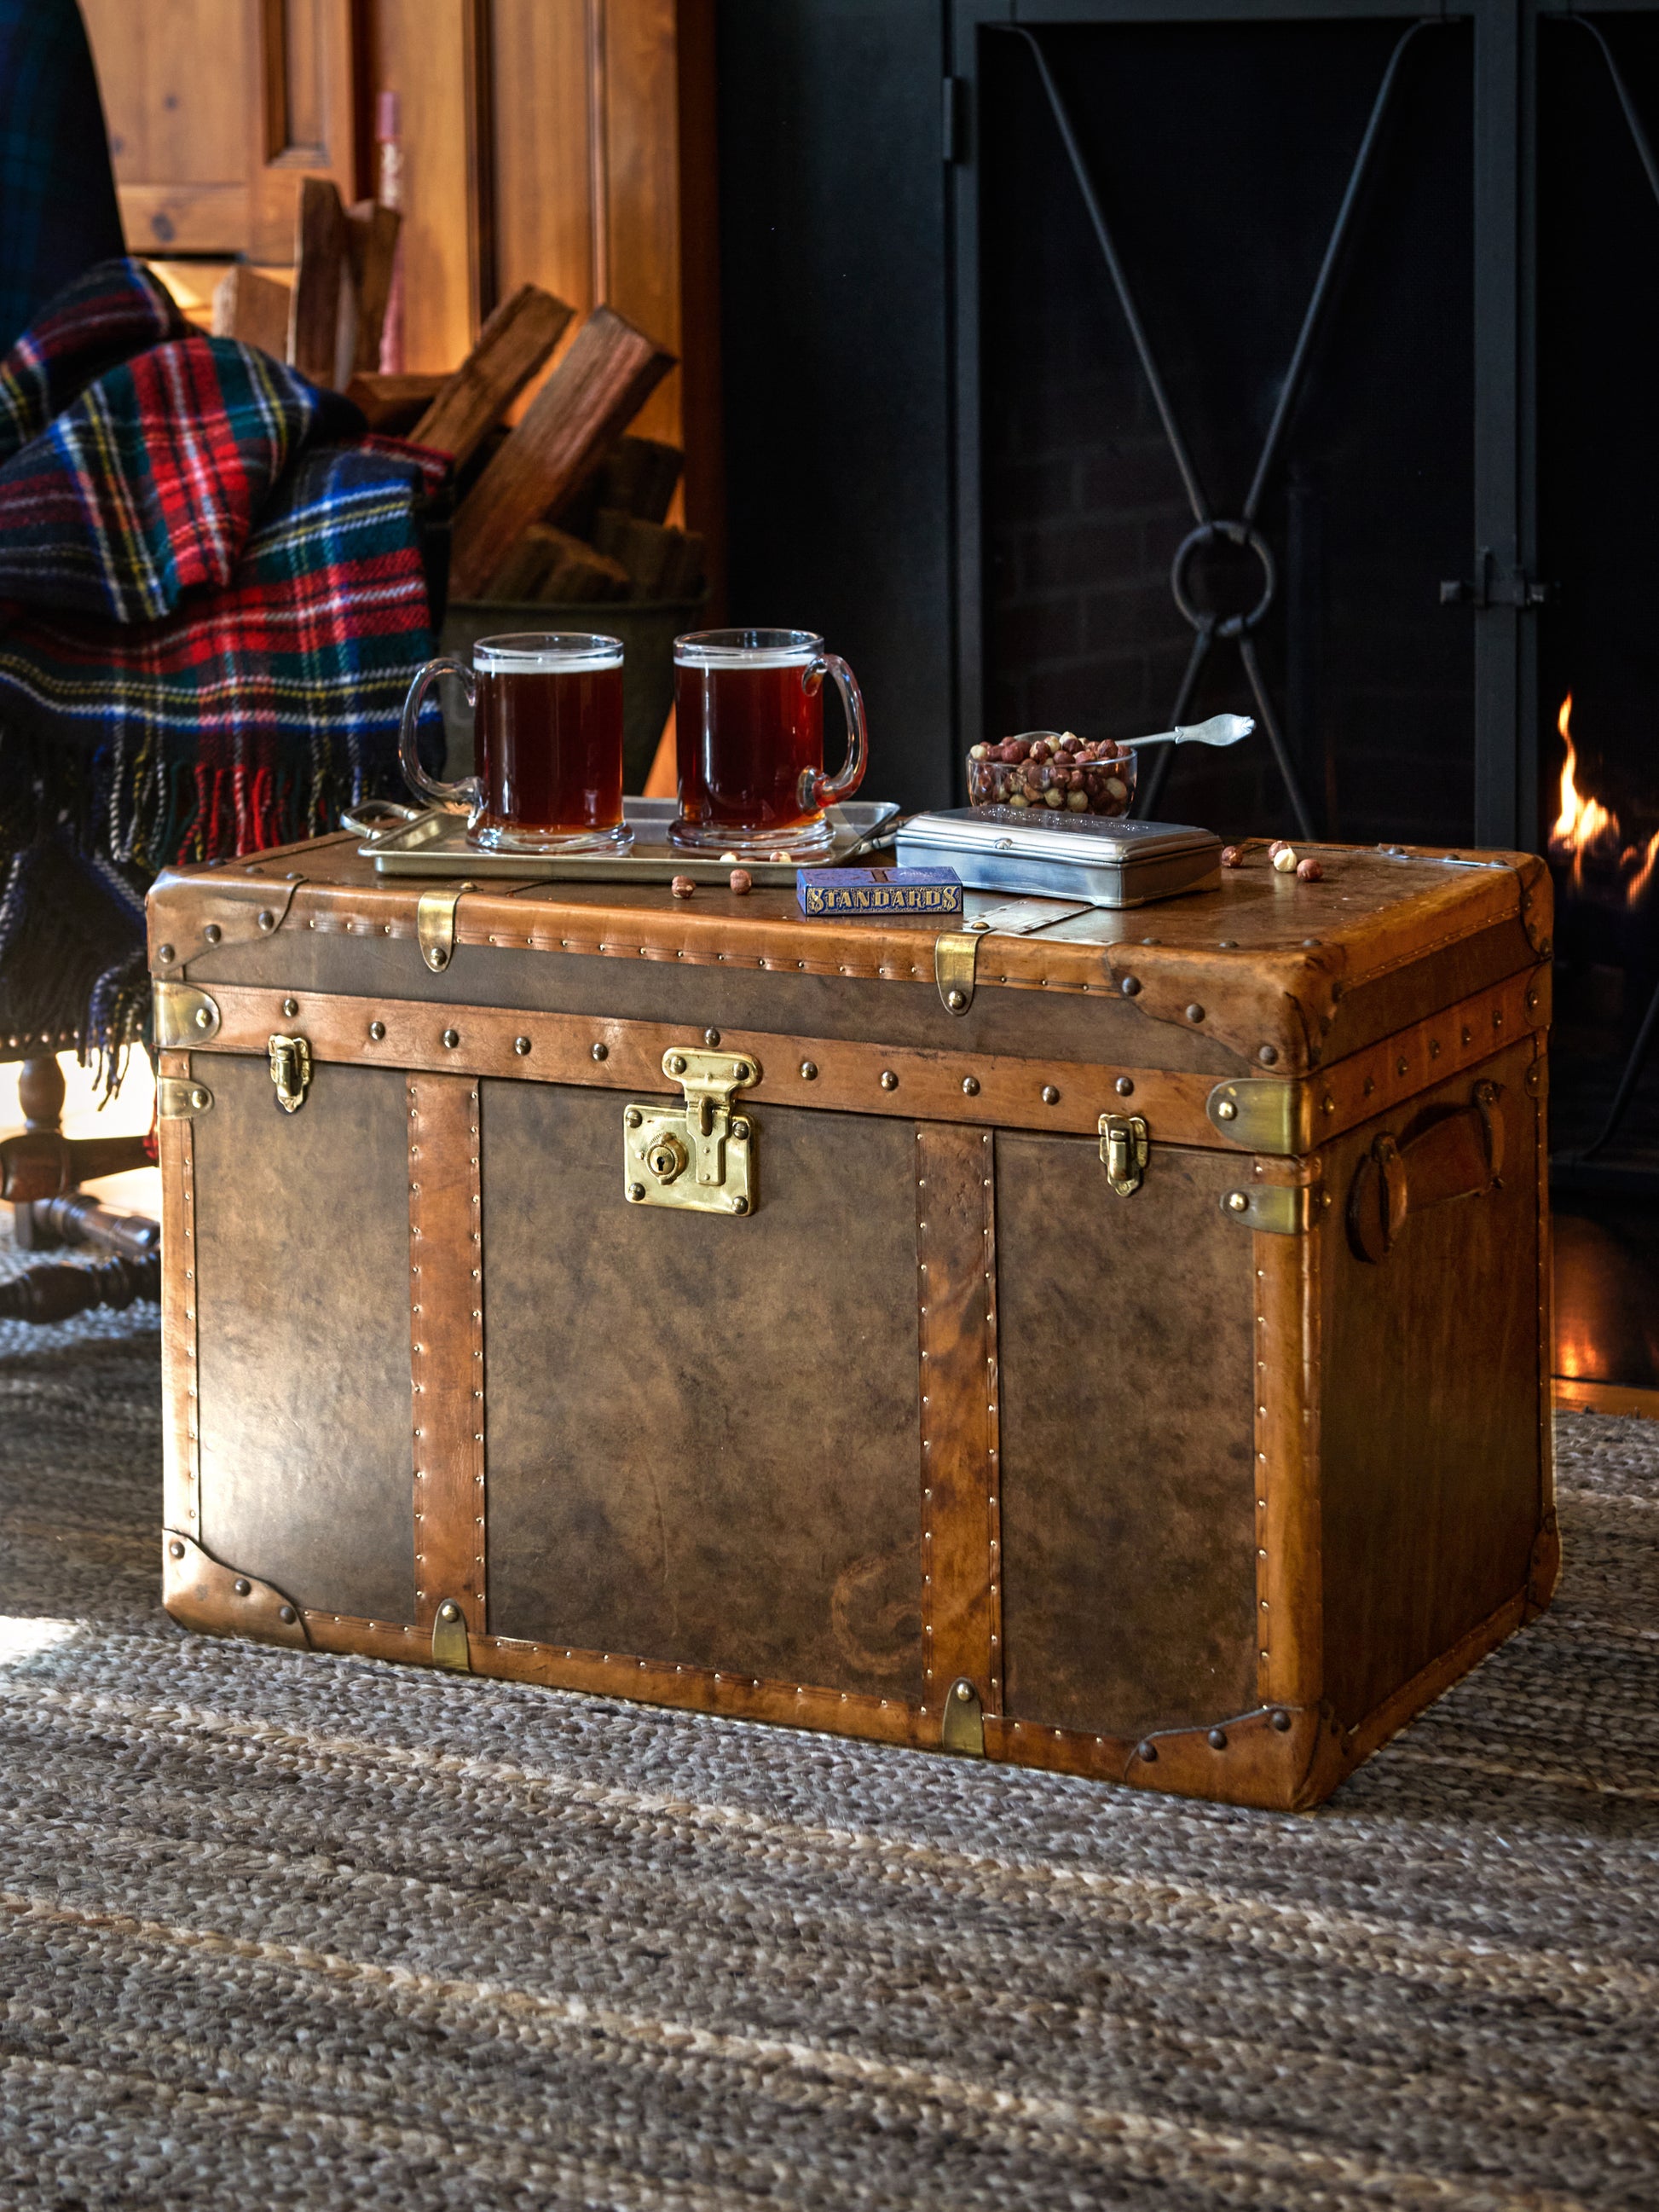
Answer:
[{"xmin": 11, "ymin": 1058, "xmax": 67, "ymax": 1250}]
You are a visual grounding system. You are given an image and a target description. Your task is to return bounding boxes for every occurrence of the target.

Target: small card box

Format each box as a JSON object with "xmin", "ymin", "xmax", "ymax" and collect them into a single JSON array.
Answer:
[{"xmin": 796, "ymin": 866, "xmax": 963, "ymax": 918}]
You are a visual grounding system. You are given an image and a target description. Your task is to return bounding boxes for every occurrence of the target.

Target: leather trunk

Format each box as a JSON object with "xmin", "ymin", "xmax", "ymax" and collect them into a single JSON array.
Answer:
[{"xmin": 147, "ymin": 831, "xmax": 1557, "ymax": 1810}]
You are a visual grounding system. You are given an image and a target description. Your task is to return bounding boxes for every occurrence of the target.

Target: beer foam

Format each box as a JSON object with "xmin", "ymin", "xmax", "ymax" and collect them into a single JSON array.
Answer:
[
  {"xmin": 472, "ymin": 633, "xmax": 623, "ymax": 675},
  {"xmin": 674, "ymin": 628, "xmax": 822, "ymax": 669}
]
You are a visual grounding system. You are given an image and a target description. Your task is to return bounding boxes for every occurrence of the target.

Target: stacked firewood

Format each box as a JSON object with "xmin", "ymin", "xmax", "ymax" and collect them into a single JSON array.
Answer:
[{"xmin": 213, "ymin": 181, "xmax": 702, "ymax": 608}]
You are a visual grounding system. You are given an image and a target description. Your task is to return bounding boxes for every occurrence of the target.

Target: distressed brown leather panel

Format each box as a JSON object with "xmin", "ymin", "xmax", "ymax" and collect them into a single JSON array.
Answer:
[
  {"xmin": 187, "ymin": 931, "xmax": 1241, "ymax": 1072},
  {"xmin": 193, "ymin": 1055, "xmax": 414, "ymax": 1620},
  {"xmin": 1320, "ymin": 1039, "xmax": 1545, "ymax": 1728},
  {"xmin": 483, "ymin": 1085, "xmax": 923, "ymax": 1696},
  {"xmin": 997, "ymin": 1133, "xmax": 1257, "ymax": 1740}
]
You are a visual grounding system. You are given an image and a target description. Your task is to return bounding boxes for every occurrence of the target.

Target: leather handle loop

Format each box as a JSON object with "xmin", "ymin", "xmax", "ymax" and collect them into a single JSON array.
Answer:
[{"xmin": 1347, "ymin": 1081, "xmax": 1504, "ymax": 1264}]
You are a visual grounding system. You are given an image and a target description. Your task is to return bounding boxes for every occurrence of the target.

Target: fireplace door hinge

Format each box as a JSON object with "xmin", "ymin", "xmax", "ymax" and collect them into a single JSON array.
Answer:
[{"xmin": 1439, "ymin": 548, "xmax": 1551, "ymax": 611}]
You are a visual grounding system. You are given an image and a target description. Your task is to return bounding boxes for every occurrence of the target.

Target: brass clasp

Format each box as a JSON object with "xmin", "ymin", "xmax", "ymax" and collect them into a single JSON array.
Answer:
[
  {"xmin": 1099, "ymin": 1112, "xmax": 1148, "ymax": 1196},
  {"xmin": 268, "ymin": 1034, "xmax": 313, "ymax": 1114},
  {"xmin": 624, "ymin": 1047, "xmax": 760, "ymax": 1215}
]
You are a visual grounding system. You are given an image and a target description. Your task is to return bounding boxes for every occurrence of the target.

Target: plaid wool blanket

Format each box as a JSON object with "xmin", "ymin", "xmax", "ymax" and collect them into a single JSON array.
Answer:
[{"xmin": 0, "ymin": 260, "xmax": 445, "ymax": 1076}]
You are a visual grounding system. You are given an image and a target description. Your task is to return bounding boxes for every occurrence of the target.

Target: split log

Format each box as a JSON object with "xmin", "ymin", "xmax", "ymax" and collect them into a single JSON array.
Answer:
[
  {"xmin": 484, "ymin": 524, "xmax": 632, "ymax": 605},
  {"xmin": 448, "ymin": 306, "xmax": 676, "ymax": 600},
  {"xmin": 410, "ymin": 283, "xmax": 575, "ymax": 470},
  {"xmin": 592, "ymin": 509, "xmax": 706, "ymax": 600},
  {"xmin": 345, "ymin": 200, "xmax": 402, "ymax": 373},
  {"xmin": 289, "ymin": 177, "xmax": 351, "ymax": 387},
  {"xmin": 343, "ymin": 372, "xmax": 446, "ymax": 432},
  {"xmin": 558, "ymin": 435, "xmax": 684, "ymax": 535},
  {"xmin": 210, "ymin": 265, "xmax": 292, "ymax": 359}
]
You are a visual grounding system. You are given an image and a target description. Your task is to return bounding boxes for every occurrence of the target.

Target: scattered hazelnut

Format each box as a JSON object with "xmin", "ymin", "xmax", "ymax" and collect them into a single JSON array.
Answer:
[
  {"xmin": 720, "ymin": 850, "xmax": 739, "ymax": 862},
  {"xmin": 729, "ymin": 868, "xmax": 753, "ymax": 895},
  {"xmin": 670, "ymin": 874, "xmax": 696, "ymax": 899},
  {"xmin": 1272, "ymin": 847, "xmax": 1298, "ymax": 874},
  {"xmin": 1221, "ymin": 844, "xmax": 1245, "ymax": 868},
  {"xmin": 768, "ymin": 849, "xmax": 790, "ymax": 862},
  {"xmin": 1296, "ymin": 855, "xmax": 1324, "ymax": 882},
  {"xmin": 1268, "ymin": 838, "xmax": 1290, "ymax": 859}
]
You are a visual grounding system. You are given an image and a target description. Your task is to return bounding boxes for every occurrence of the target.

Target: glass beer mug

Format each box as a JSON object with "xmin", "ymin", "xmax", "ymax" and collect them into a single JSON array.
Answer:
[
  {"xmin": 669, "ymin": 628, "xmax": 868, "ymax": 858},
  {"xmin": 399, "ymin": 632, "xmax": 631, "ymax": 853}
]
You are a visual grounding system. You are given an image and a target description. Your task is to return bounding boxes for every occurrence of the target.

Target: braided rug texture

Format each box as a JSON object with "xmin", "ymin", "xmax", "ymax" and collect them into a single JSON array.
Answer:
[{"xmin": 0, "ymin": 1264, "xmax": 1655, "ymax": 2209}]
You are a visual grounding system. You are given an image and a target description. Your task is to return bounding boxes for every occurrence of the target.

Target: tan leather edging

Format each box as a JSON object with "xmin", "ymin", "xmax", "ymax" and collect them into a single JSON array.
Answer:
[
  {"xmin": 1309, "ymin": 964, "xmax": 1547, "ymax": 1143},
  {"xmin": 157, "ymin": 1049, "xmax": 199, "ymax": 1544},
  {"xmin": 1253, "ymin": 1158, "xmax": 1324, "ymax": 1714},
  {"xmin": 301, "ymin": 1612, "xmax": 937, "ymax": 1743},
  {"xmin": 1326, "ymin": 1582, "xmax": 1533, "ymax": 1794},
  {"xmin": 182, "ymin": 981, "xmax": 1224, "ymax": 1144},
  {"xmin": 916, "ymin": 1124, "xmax": 1001, "ymax": 1724},
  {"xmin": 1118, "ymin": 1701, "xmax": 1331, "ymax": 1812},
  {"xmin": 408, "ymin": 1074, "xmax": 488, "ymax": 1636}
]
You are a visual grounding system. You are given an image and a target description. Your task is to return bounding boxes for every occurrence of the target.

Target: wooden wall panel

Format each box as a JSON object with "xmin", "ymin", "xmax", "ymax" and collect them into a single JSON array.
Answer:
[
  {"xmin": 370, "ymin": 0, "xmax": 476, "ymax": 372},
  {"xmin": 490, "ymin": 1, "xmax": 593, "ymax": 333},
  {"xmin": 599, "ymin": 0, "xmax": 683, "ymax": 447}
]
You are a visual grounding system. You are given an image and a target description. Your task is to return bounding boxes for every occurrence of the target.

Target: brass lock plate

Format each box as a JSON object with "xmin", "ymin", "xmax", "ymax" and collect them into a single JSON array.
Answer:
[
  {"xmin": 268, "ymin": 1033, "xmax": 313, "ymax": 1114},
  {"xmin": 1099, "ymin": 1111, "xmax": 1149, "ymax": 1196},
  {"xmin": 623, "ymin": 1047, "xmax": 759, "ymax": 1216}
]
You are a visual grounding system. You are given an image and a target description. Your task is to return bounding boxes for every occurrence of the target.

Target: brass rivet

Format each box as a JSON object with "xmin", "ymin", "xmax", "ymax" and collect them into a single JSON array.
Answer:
[
  {"xmin": 1270, "ymin": 1708, "xmax": 1292, "ymax": 1732},
  {"xmin": 962, "ymin": 1075, "xmax": 980, "ymax": 1096},
  {"xmin": 440, "ymin": 1601, "xmax": 460, "ymax": 1621},
  {"xmin": 281, "ymin": 997, "xmax": 298, "ymax": 1018},
  {"xmin": 1041, "ymin": 1085, "xmax": 1060, "ymax": 1104},
  {"xmin": 880, "ymin": 1070, "xmax": 898, "ymax": 1091},
  {"xmin": 514, "ymin": 1036, "xmax": 531, "ymax": 1055},
  {"xmin": 800, "ymin": 1060, "xmax": 818, "ymax": 1080},
  {"xmin": 1257, "ymin": 1045, "xmax": 1278, "ymax": 1066},
  {"xmin": 1136, "ymin": 1740, "xmax": 1158, "ymax": 1763},
  {"xmin": 202, "ymin": 923, "xmax": 222, "ymax": 945},
  {"xmin": 732, "ymin": 1195, "xmax": 750, "ymax": 1214},
  {"xmin": 442, "ymin": 1028, "xmax": 460, "ymax": 1049},
  {"xmin": 624, "ymin": 1107, "xmax": 643, "ymax": 1129},
  {"xmin": 233, "ymin": 1578, "xmax": 251, "ymax": 1597},
  {"xmin": 1115, "ymin": 1076, "xmax": 1134, "ymax": 1097},
  {"xmin": 1120, "ymin": 976, "xmax": 1141, "ymax": 997},
  {"xmin": 190, "ymin": 1087, "xmax": 209, "ymax": 1111},
  {"xmin": 592, "ymin": 1042, "xmax": 609, "ymax": 1062},
  {"xmin": 1227, "ymin": 1191, "xmax": 1249, "ymax": 1213},
  {"xmin": 168, "ymin": 1540, "xmax": 185, "ymax": 1560},
  {"xmin": 1186, "ymin": 1003, "xmax": 1205, "ymax": 1022},
  {"xmin": 627, "ymin": 1183, "xmax": 645, "ymax": 1202},
  {"xmin": 194, "ymin": 1007, "xmax": 212, "ymax": 1029},
  {"xmin": 731, "ymin": 1119, "xmax": 749, "ymax": 1142},
  {"xmin": 1217, "ymin": 1097, "xmax": 1238, "ymax": 1121},
  {"xmin": 157, "ymin": 943, "xmax": 175, "ymax": 964},
  {"xmin": 945, "ymin": 987, "xmax": 967, "ymax": 1010},
  {"xmin": 257, "ymin": 910, "xmax": 275, "ymax": 931},
  {"xmin": 278, "ymin": 1605, "xmax": 296, "ymax": 1624},
  {"xmin": 956, "ymin": 1682, "xmax": 973, "ymax": 1702},
  {"xmin": 668, "ymin": 1054, "xmax": 687, "ymax": 1075},
  {"xmin": 1396, "ymin": 1056, "xmax": 1408, "ymax": 1077},
  {"xmin": 1321, "ymin": 1094, "xmax": 1334, "ymax": 1115},
  {"xmin": 1207, "ymin": 1728, "xmax": 1228, "ymax": 1751},
  {"xmin": 1461, "ymin": 1025, "xmax": 1472, "ymax": 1045},
  {"xmin": 704, "ymin": 1028, "xmax": 721, "ymax": 1046}
]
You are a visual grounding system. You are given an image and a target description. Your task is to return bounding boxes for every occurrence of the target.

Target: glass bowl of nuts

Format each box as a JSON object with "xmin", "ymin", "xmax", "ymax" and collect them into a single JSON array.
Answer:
[{"xmin": 966, "ymin": 732, "xmax": 1136, "ymax": 818}]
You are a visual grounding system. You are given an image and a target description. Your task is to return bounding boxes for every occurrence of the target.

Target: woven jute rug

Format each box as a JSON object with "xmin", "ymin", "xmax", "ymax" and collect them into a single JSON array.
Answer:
[{"xmin": 0, "ymin": 1253, "xmax": 1655, "ymax": 2209}]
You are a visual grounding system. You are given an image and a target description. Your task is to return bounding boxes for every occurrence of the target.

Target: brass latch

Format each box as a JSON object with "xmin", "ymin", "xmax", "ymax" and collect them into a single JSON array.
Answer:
[
  {"xmin": 268, "ymin": 1034, "xmax": 313, "ymax": 1114},
  {"xmin": 624, "ymin": 1047, "xmax": 760, "ymax": 1216},
  {"xmin": 431, "ymin": 1598, "xmax": 471, "ymax": 1672},
  {"xmin": 939, "ymin": 1677, "xmax": 986, "ymax": 1757},
  {"xmin": 1099, "ymin": 1112, "xmax": 1148, "ymax": 1196}
]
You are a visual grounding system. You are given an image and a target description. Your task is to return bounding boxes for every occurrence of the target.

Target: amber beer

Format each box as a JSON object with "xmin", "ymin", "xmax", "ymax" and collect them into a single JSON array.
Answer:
[
  {"xmin": 671, "ymin": 628, "xmax": 868, "ymax": 858},
  {"xmin": 399, "ymin": 633, "xmax": 631, "ymax": 854}
]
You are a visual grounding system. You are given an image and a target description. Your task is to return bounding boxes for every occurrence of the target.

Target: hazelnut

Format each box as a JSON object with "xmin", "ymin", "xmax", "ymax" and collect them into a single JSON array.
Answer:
[
  {"xmin": 1009, "ymin": 791, "xmax": 1031, "ymax": 808},
  {"xmin": 670, "ymin": 874, "xmax": 696, "ymax": 899},
  {"xmin": 729, "ymin": 868, "xmax": 753, "ymax": 895},
  {"xmin": 1105, "ymin": 777, "xmax": 1127, "ymax": 801},
  {"xmin": 720, "ymin": 850, "xmax": 738, "ymax": 862},
  {"xmin": 1296, "ymin": 856, "xmax": 1324, "ymax": 882},
  {"xmin": 1043, "ymin": 788, "xmax": 1064, "ymax": 807},
  {"xmin": 1066, "ymin": 788, "xmax": 1089, "ymax": 810},
  {"xmin": 768, "ymin": 849, "xmax": 790, "ymax": 862},
  {"xmin": 968, "ymin": 743, "xmax": 990, "ymax": 760},
  {"xmin": 1268, "ymin": 838, "xmax": 1290, "ymax": 859},
  {"xmin": 1272, "ymin": 847, "xmax": 1298, "ymax": 874},
  {"xmin": 1221, "ymin": 844, "xmax": 1246, "ymax": 868},
  {"xmin": 1005, "ymin": 739, "xmax": 1030, "ymax": 763}
]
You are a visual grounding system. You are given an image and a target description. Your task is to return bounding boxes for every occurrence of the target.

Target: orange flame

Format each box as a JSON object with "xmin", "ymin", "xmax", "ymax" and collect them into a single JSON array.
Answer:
[{"xmin": 1548, "ymin": 692, "xmax": 1659, "ymax": 905}]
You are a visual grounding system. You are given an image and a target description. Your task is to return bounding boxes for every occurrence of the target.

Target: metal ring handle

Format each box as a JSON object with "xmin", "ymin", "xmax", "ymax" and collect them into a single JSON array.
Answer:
[
  {"xmin": 1169, "ymin": 521, "xmax": 1277, "ymax": 640},
  {"xmin": 339, "ymin": 798, "xmax": 425, "ymax": 838},
  {"xmin": 399, "ymin": 654, "xmax": 481, "ymax": 818}
]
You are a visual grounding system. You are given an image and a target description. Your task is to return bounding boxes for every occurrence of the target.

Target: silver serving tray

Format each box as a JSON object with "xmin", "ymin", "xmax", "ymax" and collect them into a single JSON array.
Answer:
[
  {"xmin": 357, "ymin": 798, "xmax": 902, "ymax": 882},
  {"xmin": 895, "ymin": 808, "xmax": 1222, "ymax": 907}
]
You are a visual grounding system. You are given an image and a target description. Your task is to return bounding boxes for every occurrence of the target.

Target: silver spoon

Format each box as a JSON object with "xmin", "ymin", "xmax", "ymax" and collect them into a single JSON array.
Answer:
[{"xmin": 1008, "ymin": 712, "xmax": 1254, "ymax": 752}]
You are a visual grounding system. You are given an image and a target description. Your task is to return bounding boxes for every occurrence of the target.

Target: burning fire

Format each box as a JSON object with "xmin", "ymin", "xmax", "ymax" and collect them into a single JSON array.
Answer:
[{"xmin": 1549, "ymin": 692, "xmax": 1659, "ymax": 904}]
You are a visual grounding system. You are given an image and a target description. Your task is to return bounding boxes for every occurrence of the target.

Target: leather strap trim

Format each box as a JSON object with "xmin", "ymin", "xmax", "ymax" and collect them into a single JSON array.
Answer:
[
  {"xmin": 917, "ymin": 1123, "xmax": 1001, "ymax": 1720},
  {"xmin": 158, "ymin": 1049, "xmax": 201, "ymax": 1542},
  {"xmin": 408, "ymin": 1074, "xmax": 487, "ymax": 1636}
]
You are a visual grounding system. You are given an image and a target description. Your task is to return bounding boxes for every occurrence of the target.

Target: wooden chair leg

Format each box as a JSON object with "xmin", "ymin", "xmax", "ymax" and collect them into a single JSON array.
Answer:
[{"xmin": 11, "ymin": 1058, "xmax": 66, "ymax": 1251}]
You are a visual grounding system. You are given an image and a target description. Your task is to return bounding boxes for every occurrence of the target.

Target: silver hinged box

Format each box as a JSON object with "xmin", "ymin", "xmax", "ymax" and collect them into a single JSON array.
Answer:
[{"xmin": 895, "ymin": 809, "xmax": 1223, "ymax": 907}]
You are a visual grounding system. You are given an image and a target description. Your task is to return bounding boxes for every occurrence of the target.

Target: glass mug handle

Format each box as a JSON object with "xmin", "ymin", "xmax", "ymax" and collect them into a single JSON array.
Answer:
[
  {"xmin": 399, "ymin": 654, "xmax": 482, "ymax": 816},
  {"xmin": 798, "ymin": 652, "xmax": 868, "ymax": 814}
]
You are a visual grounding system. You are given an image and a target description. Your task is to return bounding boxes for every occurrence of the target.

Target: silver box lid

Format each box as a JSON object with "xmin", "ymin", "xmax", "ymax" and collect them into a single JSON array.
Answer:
[{"xmin": 896, "ymin": 808, "xmax": 1222, "ymax": 908}]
